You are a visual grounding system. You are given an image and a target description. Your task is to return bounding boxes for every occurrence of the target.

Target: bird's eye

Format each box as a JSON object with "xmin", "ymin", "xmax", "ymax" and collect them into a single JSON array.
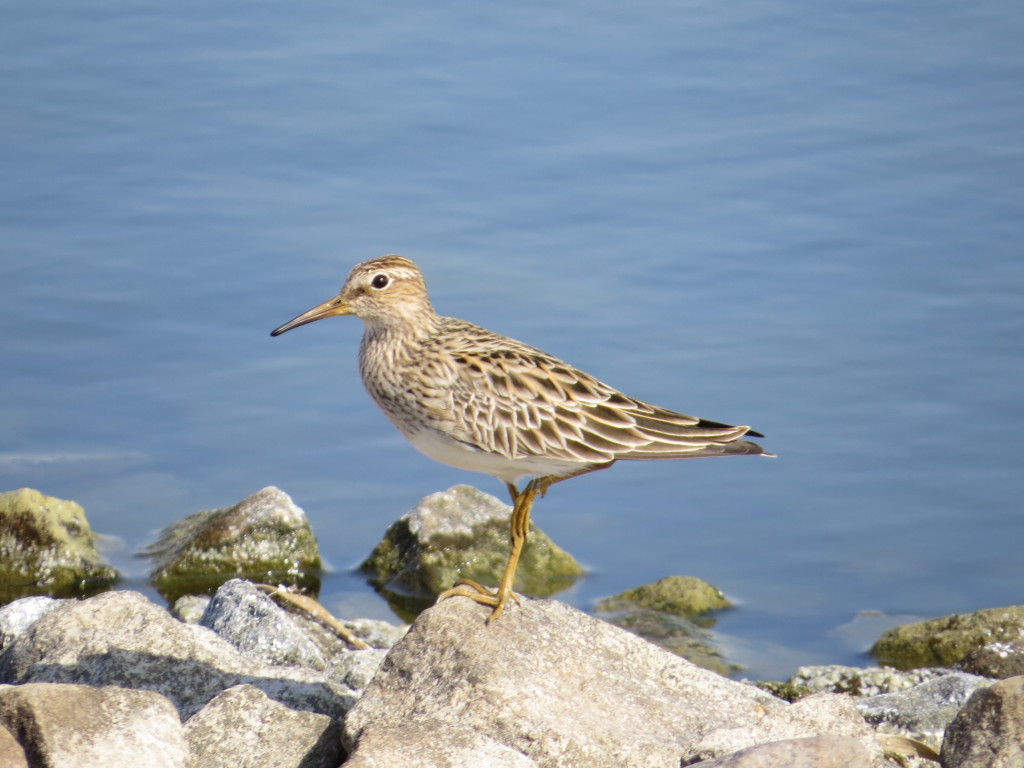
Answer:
[{"xmin": 371, "ymin": 274, "xmax": 389, "ymax": 290}]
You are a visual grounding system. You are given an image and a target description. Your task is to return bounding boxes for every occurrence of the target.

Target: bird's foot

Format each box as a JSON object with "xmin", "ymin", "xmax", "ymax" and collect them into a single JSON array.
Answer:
[{"xmin": 437, "ymin": 578, "xmax": 520, "ymax": 622}]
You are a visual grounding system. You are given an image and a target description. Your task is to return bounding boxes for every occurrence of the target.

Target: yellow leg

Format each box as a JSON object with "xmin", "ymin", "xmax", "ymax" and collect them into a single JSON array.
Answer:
[
  {"xmin": 437, "ymin": 480, "xmax": 539, "ymax": 620},
  {"xmin": 505, "ymin": 482, "xmax": 519, "ymax": 504},
  {"xmin": 438, "ymin": 462, "xmax": 614, "ymax": 621}
]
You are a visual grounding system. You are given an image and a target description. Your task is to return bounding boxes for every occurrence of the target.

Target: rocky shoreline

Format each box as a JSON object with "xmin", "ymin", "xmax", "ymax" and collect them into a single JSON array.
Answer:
[{"xmin": 1, "ymin": 485, "xmax": 1022, "ymax": 766}]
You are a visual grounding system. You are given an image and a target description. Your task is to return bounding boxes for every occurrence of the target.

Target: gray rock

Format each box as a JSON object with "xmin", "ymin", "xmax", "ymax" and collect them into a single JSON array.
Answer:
[
  {"xmin": 856, "ymin": 672, "xmax": 990, "ymax": 751},
  {"xmin": 688, "ymin": 694, "xmax": 879, "ymax": 763},
  {"xmin": 686, "ymin": 735, "xmax": 872, "ymax": 768},
  {"xmin": 0, "ymin": 590, "xmax": 357, "ymax": 719},
  {"xmin": 199, "ymin": 578, "xmax": 330, "ymax": 670},
  {"xmin": 343, "ymin": 597, "xmax": 881, "ymax": 767},
  {"xmin": 871, "ymin": 605, "xmax": 1024, "ymax": 670},
  {"xmin": 0, "ymin": 682, "xmax": 187, "ymax": 768},
  {"xmin": 360, "ymin": 485, "xmax": 584, "ymax": 618},
  {"xmin": 940, "ymin": 675, "xmax": 1024, "ymax": 768},
  {"xmin": 0, "ymin": 596, "xmax": 63, "ymax": 652},
  {"xmin": 140, "ymin": 486, "xmax": 321, "ymax": 603},
  {"xmin": 788, "ymin": 664, "xmax": 950, "ymax": 697},
  {"xmin": 333, "ymin": 649, "xmax": 390, "ymax": 691},
  {"xmin": 955, "ymin": 640, "xmax": 1024, "ymax": 679},
  {"xmin": 198, "ymin": 579, "xmax": 394, "ymax": 696},
  {"xmin": 184, "ymin": 684, "xmax": 341, "ymax": 768},
  {"xmin": 0, "ymin": 721, "xmax": 27, "ymax": 768},
  {"xmin": 0, "ymin": 488, "xmax": 118, "ymax": 602},
  {"xmin": 339, "ymin": 616, "xmax": 409, "ymax": 650},
  {"xmin": 344, "ymin": 721, "xmax": 538, "ymax": 768}
]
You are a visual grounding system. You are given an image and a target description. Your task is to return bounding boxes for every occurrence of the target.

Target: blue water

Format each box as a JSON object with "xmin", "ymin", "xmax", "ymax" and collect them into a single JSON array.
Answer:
[{"xmin": 3, "ymin": 1, "xmax": 1022, "ymax": 678}]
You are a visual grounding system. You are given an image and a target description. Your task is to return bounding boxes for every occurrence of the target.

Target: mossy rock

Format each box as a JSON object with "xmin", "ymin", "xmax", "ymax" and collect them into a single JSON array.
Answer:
[
  {"xmin": 0, "ymin": 488, "xmax": 119, "ymax": 602},
  {"xmin": 142, "ymin": 486, "xmax": 321, "ymax": 603},
  {"xmin": 871, "ymin": 605, "xmax": 1024, "ymax": 670},
  {"xmin": 598, "ymin": 606, "xmax": 739, "ymax": 676},
  {"xmin": 595, "ymin": 575, "xmax": 732, "ymax": 622},
  {"xmin": 361, "ymin": 485, "xmax": 584, "ymax": 620}
]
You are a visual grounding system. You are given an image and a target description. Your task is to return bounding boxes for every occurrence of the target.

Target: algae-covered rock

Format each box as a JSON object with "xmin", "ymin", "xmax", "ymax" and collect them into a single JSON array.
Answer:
[
  {"xmin": 141, "ymin": 487, "xmax": 321, "ymax": 603},
  {"xmin": 0, "ymin": 488, "xmax": 118, "ymax": 603},
  {"xmin": 871, "ymin": 606, "xmax": 1024, "ymax": 670},
  {"xmin": 360, "ymin": 485, "xmax": 584, "ymax": 620},
  {"xmin": 956, "ymin": 640, "xmax": 1024, "ymax": 679},
  {"xmin": 595, "ymin": 575, "xmax": 732, "ymax": 620},
  {"xmin": 599, "ymin": 606, "xmax": 738, "ymax": 676},
  {"xmin": 593, "ymin": 576, "xmax": 736, "ymax": 674}
]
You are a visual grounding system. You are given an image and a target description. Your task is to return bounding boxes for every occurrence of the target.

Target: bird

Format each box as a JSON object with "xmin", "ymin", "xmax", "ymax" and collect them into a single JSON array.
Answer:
[{"xmin": 271, "ymin": 255, "xmax": 770, "ymax": 620}]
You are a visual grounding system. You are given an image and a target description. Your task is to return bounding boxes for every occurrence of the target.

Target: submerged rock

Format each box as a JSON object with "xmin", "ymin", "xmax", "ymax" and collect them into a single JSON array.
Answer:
[
  {"xmin": 871, "ymin": 605, "xmax": 1024, "ymax": 670},
  {"xmin": 595, "ymin": 575, "xmax": 733, "ymax": 620},
  {"xmin": 594, "ymin": 575, "xmax": 736, "ymax": 674},
  {"xmin": 141, "ymin": 486, "xmax": 321, "ymax": 602},
  {"xmin": 596, "ymin": 607, "xmax": 736, "ymax": 676},
  {"xmin": 360, "ymin": 485, "xmax": 584, "ymax": 619},
  {"xmin": 0, "ymin": 488, "xmax": 118, "ymax": 603}
]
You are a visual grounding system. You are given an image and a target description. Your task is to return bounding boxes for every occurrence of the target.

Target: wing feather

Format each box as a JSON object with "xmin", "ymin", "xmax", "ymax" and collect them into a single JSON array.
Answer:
[{"xmin": 432, "ymin": 318, "xmax": 766, "ymax": 463}]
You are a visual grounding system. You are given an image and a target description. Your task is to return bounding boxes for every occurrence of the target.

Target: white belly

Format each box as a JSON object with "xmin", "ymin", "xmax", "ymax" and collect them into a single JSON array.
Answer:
[{"xmin": 403, "ymin": 426, "xmax": 585, "ymax": 484}]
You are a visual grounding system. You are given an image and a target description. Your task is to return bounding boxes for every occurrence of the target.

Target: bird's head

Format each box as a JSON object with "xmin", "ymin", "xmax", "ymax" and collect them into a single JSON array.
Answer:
[{"xmin": 271, "ymin": 254, "xmax": 435, "ymax": 337}]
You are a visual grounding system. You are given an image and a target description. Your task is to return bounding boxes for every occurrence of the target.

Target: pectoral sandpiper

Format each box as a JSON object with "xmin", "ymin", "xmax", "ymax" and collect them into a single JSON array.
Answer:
[{"xmin": 272, "ymin": 255, "xmax": 770, "ymax": 620}]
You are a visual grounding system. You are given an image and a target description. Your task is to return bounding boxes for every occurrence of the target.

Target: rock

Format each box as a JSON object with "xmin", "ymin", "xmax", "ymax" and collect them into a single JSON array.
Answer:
[
  {"xmin": 596, "ymin": 606, "xmax": 736, "ymax": 676},
  {"xmin": 0, "ymin": 722, "xmax": 27, "ymax": 768},
  {"xmin": 198, "ymin": 579, "xmax": 394, "ymax": 698},
  {"xmin": 787, "ymin": 664, "xmax": 951, "ymax": 698},
  {"xmin": 0, "ymin": 596, "xmax": 63, "ymax": 652},
  {"xmin": 855, "ymin": 672, "xmax": 990, "ymax": 753},
  {"xmin": 593, "ymin": 576, "xmax": 737, "ymax": 672},
  {"xmin": 171, "ymin": 593, "xmax": 211, "ymax": 623},
  {"xmin": 940, "ymin": 675, "xmax": 1024, "ymax": 768},
  {"xmin": 140, "ymin": 486, "xmax": 321, "ymax": 603},
  {"xmin": 686, "ymin": 735, "xmax": 872, "ymax": 768},
  {"xmin": 595, "ymin": 575, "xmax": 733, "ymax": 619},
  {"xmin": 184, "ymin": 684, "xmax": 341, "ymax": 768},
  {"xmin": 343, "ymin": 597, "xmax": 882, "ymax": 767},
  {"xmin": 0, "ymin": 488, "xmax": 118, "ymax": 602},
  {"xmin": 871, "ymin": 605, "xmax": 1024, "ymax": 669},
  {"xmin": 0, "ymin": 590, "xmax": 357, "ymax": 720},
  {"xmin": 338, "ymin": 616, "xmax": 409, "ymax": 650},
  {"xmin": 752, "ymin": 680, "xmax": 817, "ymax": 703},
  {"xmin": 360, "ymin": 485, "xmax": 584, "ymax": 618},
  {"xmin": 687, "ymin": 694, "xmax": 877, "ymax": 762},
  {"xmin": 0, "ymin": 682, "xmax": 187, "ymax": 768},
  {"xmin": 199, "ymin": 579, "xmax": 332, "ymax": 670},
  {"xmin": 344, "ymin": 722, "xmax": 538, "ymax": 768},
  {"xmin": 955, "ymin": 640, "xmax": 1024, "ymax": 679}
]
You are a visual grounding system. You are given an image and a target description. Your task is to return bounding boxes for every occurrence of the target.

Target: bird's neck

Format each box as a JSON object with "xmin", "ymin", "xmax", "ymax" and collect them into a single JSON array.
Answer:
[{"xmin": 362, "ymin": 306, "xmax": 442, "ymax": 348}]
